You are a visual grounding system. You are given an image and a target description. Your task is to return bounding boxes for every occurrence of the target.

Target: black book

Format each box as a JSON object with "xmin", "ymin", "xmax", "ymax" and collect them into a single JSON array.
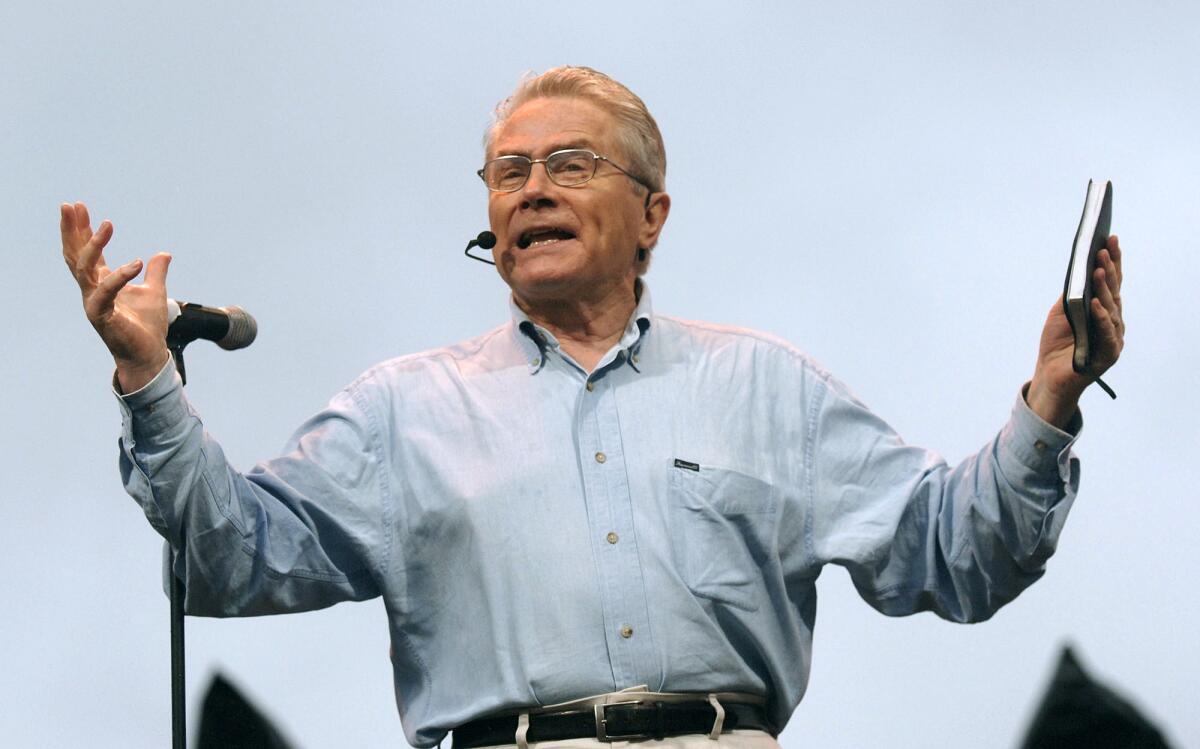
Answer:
[{"xmin": 1063, "ymin": 179, "xmax": 1113, "ymax": 373}]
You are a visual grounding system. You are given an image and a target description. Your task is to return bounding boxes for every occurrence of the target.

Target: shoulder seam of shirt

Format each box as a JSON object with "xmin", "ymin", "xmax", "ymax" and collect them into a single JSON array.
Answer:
[
  {"xmin": 344, "ymin": 377, "xmax": 395, "ymax": 588},
  {"xmin": 344, "ymin": 323, "xmax": 512, "ymax": 389},
  {"xmin": 801, "ymin": 374, "xmax": 829, "ymax": 571},
  {"xmin": 655, "ymin": 314, "xmax": 841, "ymax": 385}
]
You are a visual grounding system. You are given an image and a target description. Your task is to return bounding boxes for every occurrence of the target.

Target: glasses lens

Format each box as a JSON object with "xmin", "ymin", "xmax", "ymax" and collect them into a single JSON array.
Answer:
[
  {"xmin": 546, "ymin": 150, "xmax": 596, "ymax": 186},
  {"xmin": 484, "ymin": 157, "xmax": 531, "ymax": 191}
]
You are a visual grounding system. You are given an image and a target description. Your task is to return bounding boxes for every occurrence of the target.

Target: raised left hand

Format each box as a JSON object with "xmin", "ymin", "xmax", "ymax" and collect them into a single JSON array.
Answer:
[{"xmin": 1026, "ymin": 235, "xmax": 1124, "ymax": 428}]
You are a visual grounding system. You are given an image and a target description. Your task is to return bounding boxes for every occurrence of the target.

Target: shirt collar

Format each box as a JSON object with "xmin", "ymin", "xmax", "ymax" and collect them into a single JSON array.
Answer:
[{"xmin": 510, "ymin": 280, "xmax": 654, "ymax": 374}]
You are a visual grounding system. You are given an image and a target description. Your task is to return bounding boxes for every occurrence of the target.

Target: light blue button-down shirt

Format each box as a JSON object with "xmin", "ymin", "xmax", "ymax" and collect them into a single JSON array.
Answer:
[{"xmin": 117, "ymin": 284, "xmax": 1080, "ymax": 747}]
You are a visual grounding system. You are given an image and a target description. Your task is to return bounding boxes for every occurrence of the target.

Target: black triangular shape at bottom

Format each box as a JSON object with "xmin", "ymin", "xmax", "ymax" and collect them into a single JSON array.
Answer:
[
  {"xmin": 197, "ymin": 672, "xmax": 296, "ymax": 749},
  {"xmin": 1020, "ymin": 645, "xmax": 1171, "ymax": 749}
]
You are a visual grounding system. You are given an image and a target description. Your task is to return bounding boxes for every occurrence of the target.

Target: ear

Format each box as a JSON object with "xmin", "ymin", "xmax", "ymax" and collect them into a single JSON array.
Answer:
[{"xmin": 637, "ymin": 192, "xmax": 671, "ymax": 250}]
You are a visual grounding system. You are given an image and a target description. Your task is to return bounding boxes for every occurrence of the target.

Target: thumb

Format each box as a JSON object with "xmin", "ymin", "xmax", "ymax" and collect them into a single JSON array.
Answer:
[{"xmin": 144, "ymin": 252, "xmax": 172, "ymax": 291}]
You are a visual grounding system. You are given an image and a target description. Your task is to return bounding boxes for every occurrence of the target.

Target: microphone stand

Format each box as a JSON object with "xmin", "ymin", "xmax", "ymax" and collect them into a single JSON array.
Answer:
[
  {"xmin": 167, "ymin": 337, "xmax": 189, "ymax": 749},
  {"xmin": 158, "ymin": 303, "xmax": 255, "ymax": 748}
]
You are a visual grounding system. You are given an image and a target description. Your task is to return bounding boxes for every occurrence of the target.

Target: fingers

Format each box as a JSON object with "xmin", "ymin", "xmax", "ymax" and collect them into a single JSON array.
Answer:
[
  {"xmin": 75, "ymin": 201, "xmax": 91, "ymax": 232},
  {"xmin": 143, "ymin": 252, "xmax": 172, "ymax": 291},
  {"xmin": 79, "ymin": 220, "xmax": 114, "ymax": 282},
  {"xmin": 1090, "ymin": 295, "xmax": 1123, "ymax": 368},
  {"xmin": 1090, "ymin": 258, "xmax": 1125, "ymax": 374},
  {"xmin": 60, "ymin": 202, "xmax": 85, "ymax": 258},
  {"xmin": 87, "ymin": 258, "xmax": 144, "ymax": 323},
  {"xmin": 1107, "ymin": 234, "xmax": 1122, "ymax": 285},
  {"xmin": 59, "ymin": 201, "xmax": 93, "ymax": 246},
  {"xmin": 1093, "ymin": 265, "xmax": 1122, "ymax": 328},
  {"xmin": 1095, "ymin": 236, "xmax": 1123, "ymax": 321},
  {"xmin": 60, "ymin": 201, "xmax": 86, "ymax": 230},
  {"xmin": 61, "ymin": 201, "xmax": 114, "ymax": 293},
  {"xmin": 1102, "ymin": 248, "xmax": 1121, "ymax": 311}
]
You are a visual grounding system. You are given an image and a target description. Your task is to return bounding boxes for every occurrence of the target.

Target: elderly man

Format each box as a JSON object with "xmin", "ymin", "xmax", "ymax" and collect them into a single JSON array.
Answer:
[{"xmin": 61, "ymin": 66, "xmax": 1123, "ymax": 749}]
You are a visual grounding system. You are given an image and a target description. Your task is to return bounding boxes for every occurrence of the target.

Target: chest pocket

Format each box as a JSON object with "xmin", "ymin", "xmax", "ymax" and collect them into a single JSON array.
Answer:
[{"xmin": 668, "ymin": 463, "xmax": 780, "ymax": 612}]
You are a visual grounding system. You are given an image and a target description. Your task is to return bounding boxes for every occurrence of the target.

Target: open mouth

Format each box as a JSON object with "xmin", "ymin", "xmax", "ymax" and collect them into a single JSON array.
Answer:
[{"xmin": 518, "ymin": 227, "xmax": 577, "ymax": 249}]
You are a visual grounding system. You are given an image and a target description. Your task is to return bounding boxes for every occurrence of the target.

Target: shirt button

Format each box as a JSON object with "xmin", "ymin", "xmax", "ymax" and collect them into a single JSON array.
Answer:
[
  {"xmin": 1034, "ymin": 439, "xmax": 1048, "ymax": 452},
  {"xmin": 620, "ymin": 625, "xmax": 634, "ymax": 639},
  {"xmin": 530, "ymin": 357, "xmax": 540, "ymax": 367},
  {"xmin": 631, "ymin": 354, "xmax": 639, "ymax": 364},
  {"xmin": 595, "ymin": 452, "xmax": 607, "ymax": 464},
  {"xmin": 586, "ymin": 381, "xmax": 595, "ymax": 392},
  {"xmin": 606, "ymin": 531, "xmax": 619, "ymax": 544}
]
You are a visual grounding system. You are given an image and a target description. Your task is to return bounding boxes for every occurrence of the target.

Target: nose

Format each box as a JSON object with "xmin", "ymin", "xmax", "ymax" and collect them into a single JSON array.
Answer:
[{"xmin": 519, "ymin": 162, "xmax": 557, "ymax": 210}]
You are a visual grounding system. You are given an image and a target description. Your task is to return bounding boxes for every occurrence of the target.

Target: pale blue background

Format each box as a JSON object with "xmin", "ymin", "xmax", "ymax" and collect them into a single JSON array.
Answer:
[{"xmin": 3, "ymin": 2, "xmax": 1197, "ymax": 747}]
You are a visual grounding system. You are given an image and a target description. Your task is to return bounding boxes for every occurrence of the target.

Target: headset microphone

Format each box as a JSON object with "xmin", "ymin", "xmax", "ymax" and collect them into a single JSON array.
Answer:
[{"xmin": 465, "ymin": 231, "xmax": 497, "ymax": 265}]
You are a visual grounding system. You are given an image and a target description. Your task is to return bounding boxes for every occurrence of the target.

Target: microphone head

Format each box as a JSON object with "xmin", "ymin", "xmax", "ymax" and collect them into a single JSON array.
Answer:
[
  {"xmin": 216, "ymin": 306, "xmax": 258, "ymax": 350},
  {"xmin": 477, "ymin": 231, "xmax": 497, "ymax": 250}
]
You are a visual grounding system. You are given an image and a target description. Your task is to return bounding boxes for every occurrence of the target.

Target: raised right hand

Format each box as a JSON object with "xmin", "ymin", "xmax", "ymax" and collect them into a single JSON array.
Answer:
[{"xmin": 61, "ymin": 201, "xmax": 172, "ymax": 393}]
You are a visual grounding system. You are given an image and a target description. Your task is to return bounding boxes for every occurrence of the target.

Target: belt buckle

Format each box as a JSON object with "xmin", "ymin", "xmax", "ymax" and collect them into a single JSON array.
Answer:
[{"xmin": 594, "ymin": 701, "xmax": 658, "ymax": 743}]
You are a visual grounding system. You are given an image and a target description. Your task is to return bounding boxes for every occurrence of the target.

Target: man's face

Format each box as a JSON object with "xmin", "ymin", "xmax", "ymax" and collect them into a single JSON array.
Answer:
[{"xmin": 486, "ymin": 97, "xmax": 665, "ymax": 305}]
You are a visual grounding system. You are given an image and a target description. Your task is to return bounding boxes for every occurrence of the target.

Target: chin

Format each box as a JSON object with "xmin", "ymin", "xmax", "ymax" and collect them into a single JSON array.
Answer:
[
  {"xmin": 507, "ymin": 254, "xmax": 580, "ymax": 284},
  {"xmin": 511, "ymin": 274, "xmax": 580, "ymax": 300}
]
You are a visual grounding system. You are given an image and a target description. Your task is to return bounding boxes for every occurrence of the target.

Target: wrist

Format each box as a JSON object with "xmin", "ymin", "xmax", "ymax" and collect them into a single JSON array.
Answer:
[
  {"xmin": 116, "ymin": 348, "xmax": 171, "ymax": 394},
  {"xmin": 1025, "ymin": 376, "xmax": 1083, "ymax": 430}
]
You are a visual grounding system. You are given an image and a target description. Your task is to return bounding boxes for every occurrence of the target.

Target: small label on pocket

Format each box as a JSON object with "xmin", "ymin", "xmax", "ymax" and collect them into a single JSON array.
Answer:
[{"xmin": 673, "ymin": 458, "xmax": 700, "ymax": 472}]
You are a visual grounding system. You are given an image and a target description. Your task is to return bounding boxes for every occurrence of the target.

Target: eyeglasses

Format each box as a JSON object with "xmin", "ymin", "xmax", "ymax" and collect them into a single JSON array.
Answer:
[{"xmin": 478, "ymin": 149, "xmax": 651, "ymax": 193}]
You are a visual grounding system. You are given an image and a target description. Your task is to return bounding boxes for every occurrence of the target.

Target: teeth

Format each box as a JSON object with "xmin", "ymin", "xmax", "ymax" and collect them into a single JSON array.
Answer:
[{"xmin": 520, "ymin": 228, "xmax": 573, "ymax": 248}]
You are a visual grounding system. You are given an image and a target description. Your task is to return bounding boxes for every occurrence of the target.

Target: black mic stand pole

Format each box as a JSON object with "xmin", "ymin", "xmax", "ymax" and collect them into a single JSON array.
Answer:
[{"xmin": 167, "ymin": 338, "xmax": 189, "ymax": 749}]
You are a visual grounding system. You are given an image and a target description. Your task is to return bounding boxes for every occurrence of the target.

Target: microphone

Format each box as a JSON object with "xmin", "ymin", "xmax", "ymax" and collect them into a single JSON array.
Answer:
[
  {"xmin": 166, "ymin": 299, "xmax": 258, "ymax": 350},
  {"xmin": 464, "ymin": 231, "xmax": 497, "ymax": 265}
]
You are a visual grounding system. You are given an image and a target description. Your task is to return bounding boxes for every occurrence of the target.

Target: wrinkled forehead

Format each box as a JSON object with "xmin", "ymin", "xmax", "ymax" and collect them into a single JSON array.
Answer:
[{"xmin": 487, "ymin": 96, "xmax": 620, "ymax": 160}]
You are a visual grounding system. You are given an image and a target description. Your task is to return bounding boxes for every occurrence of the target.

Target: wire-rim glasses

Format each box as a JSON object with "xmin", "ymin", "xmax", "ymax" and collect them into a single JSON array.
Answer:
[{"xmin": 478, "ymin": 149, "xmax": 650, "ymax": 193}]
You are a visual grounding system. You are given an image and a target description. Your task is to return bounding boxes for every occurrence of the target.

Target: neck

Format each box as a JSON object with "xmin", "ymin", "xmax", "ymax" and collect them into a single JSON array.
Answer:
[{"xmin": 515, "ymin": 280, "xmax": 639, "ymax": 372}]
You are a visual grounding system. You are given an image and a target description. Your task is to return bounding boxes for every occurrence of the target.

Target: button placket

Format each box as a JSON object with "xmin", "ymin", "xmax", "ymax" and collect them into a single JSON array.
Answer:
[{"xmin": 574, "ymin": 372, "xmax": 658, "ymax": 686}]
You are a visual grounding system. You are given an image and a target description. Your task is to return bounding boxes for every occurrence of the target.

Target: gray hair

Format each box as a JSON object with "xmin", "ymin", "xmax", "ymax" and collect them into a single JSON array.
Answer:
[{"xmin": 484, "ymin": 66, "xmax": 667, "ymax": 194}]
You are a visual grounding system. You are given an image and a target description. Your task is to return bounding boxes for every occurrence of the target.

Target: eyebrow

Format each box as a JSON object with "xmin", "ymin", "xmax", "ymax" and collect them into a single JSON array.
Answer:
[{"xmin": 497, "ymin": 140, "xmax": 596, "ymax": 159}]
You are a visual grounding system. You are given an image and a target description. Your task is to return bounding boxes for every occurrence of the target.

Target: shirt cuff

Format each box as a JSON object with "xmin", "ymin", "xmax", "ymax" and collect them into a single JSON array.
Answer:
[
  {"xmin": 112, "ymin": 354, "xmax": 189, "ymax": 441},
  {"xmin": 1001, "ymin": 382, "xmax": 1083, "ymax": 477}
]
